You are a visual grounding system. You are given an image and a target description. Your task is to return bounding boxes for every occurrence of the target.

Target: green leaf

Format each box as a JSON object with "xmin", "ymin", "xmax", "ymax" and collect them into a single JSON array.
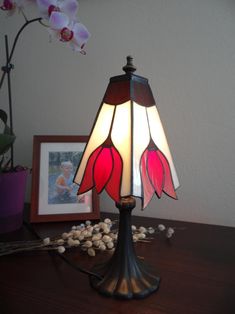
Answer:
[
  {"xmin": 0, "ymin": 109, "xmax": 7, "ymax": 124},
  {"xmin": 0, "ymin": 134, "xmax": 15, "ymax": 155},
  {"xmin": 0, "ymin": 109, "xmax": 15, "ymax": 156},
  {"xmin": 4, "ymin": 123, "xmax": 12, "ymax": 135}
]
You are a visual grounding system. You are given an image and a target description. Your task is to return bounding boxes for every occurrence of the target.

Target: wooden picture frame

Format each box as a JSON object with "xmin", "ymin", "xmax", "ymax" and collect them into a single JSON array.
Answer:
[{"xmin": 30, "ymin": 135, "xmax": 99, "ymax": 223}]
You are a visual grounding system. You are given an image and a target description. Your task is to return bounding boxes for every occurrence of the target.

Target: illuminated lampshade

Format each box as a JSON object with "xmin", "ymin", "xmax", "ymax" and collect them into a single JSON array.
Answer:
[{"xmin": 74, "ymin": 56, "xmax": 179, "ymax": 299}]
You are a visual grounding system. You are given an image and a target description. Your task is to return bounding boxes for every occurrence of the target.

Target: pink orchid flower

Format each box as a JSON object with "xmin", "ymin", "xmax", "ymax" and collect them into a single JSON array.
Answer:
[
  {"xmin": 0, "ymin": 0, "xmax": 14, "ymax": 10},
  {"xmin": 36, "ymin": 0, "xmax": 78, "ymax": 20},
  {"xmin": 141, "ymin": 143, "xmax": 177, "ymax": 208},
  {"xmin": 77, "ymin": 142, "xmax": 123, "ymax": 203},
  {"xmin": 49, "ymin": 11, "xmax": 90, "ymax": 53},
  {"xmin": 1, "ymin": 0, "xmax": 34, "ymax": 12}
]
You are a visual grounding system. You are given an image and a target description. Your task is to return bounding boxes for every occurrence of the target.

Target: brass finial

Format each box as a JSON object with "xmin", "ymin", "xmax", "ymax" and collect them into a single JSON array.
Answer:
[{"xmin": 122, "ymin": 56, "xmax": 137, "ymax": 74}]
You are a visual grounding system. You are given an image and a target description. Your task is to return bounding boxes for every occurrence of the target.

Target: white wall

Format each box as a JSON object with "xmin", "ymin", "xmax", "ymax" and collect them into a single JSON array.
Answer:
[{"xmin": 1, "ymin": 0, "xmax": 235, "ymax": 226}]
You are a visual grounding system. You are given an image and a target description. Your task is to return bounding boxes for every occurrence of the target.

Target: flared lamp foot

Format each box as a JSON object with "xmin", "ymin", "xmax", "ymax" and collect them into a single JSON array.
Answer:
[
  {"xmin": 89, "ymin": 197, "xmax": 160, "ymax": 299},
  {"xmin": 90, "ymin": 256, "xmax": 160, "ymax": 299}
]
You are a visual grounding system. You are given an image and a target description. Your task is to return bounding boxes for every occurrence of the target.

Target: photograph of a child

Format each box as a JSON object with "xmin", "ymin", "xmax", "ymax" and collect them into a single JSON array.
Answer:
[
  {"xmin": 32, "ymin": 136, "xmax": 98, "ymax": 221},
  {"xmin": 48, "ymin": 151, "xmax": 84, "ymax": 204},
  {"xmin": 54, "ymin": 160, "xmax": 76, "ymax": 203}
]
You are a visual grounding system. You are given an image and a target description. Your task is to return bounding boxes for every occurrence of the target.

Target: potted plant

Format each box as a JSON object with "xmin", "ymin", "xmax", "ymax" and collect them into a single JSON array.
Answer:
[{"xmin": 0, "ymin": 0, "xmax": 90, "ymax": 233}]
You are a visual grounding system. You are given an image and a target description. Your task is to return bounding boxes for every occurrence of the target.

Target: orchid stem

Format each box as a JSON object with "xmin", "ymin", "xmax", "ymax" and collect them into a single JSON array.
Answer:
[
  {"xmin": 20, "ymin": 9, "xmax": 28, "ymax": 22},
  {"xmin": 0, "ymin": 16, "xmax": 42, "ymax": 168},
  {"xmin": 4, "ymin": 35, "xmax": 14, "ymax": 169},
  {"xmin": 0, "ymin": 17, "xmax": 42, "ymax": 90}
]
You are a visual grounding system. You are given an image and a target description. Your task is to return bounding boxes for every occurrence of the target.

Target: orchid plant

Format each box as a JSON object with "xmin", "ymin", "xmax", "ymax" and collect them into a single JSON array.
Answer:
[
  {"xmin": 0, "ymin": 0, "xmax": 90, "ymax": 171},
  {"xmin": 0, "ymin": 0, "xmax": 90, "ymax": 53}
]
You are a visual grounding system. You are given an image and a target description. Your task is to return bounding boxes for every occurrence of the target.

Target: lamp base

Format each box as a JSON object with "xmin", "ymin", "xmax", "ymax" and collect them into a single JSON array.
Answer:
[{"xmin": 89, "ymin": 197, "xmax": 160, "ymax": 299}]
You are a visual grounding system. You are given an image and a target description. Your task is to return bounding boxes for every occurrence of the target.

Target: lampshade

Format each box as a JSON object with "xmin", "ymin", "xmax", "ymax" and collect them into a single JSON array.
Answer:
[{"xmin": 74, "ymin": 56, "xmax": 179, "ymax": 208}]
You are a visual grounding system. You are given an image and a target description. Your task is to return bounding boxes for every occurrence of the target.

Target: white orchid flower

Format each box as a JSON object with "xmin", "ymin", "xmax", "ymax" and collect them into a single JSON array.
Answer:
[
  {"xmin": 49, "ymin": 11, "xmax": 90, "ymax": 53},
  {"xmin": 36, "ymin": 0, "xmax": 78, "ymax": 20}
]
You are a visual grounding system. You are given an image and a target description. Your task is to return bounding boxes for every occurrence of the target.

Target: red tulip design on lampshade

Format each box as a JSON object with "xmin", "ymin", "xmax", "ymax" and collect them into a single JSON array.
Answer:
[
  {"xmin": 74, "ymin": 70, "xmax": 179, "ymax": 208},
  {"xmin": 140, "ymin": 142, "xmax": 177, "ymax": 208},
  {"xmin": 78, "ymin": 141, "xmax": 123, "ymax": 203}
]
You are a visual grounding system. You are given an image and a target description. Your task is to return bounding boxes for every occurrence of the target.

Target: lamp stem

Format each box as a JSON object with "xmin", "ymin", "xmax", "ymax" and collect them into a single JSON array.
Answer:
[{"xmin": 90, "ymin": 196, "xmax": 160, "ymax": 299}]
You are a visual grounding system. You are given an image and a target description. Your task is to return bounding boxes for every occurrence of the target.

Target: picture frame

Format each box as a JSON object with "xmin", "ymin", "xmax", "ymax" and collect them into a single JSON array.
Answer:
[{"xmin": 30, "ymin": 135, "xmax": 100, "ymax": 223}]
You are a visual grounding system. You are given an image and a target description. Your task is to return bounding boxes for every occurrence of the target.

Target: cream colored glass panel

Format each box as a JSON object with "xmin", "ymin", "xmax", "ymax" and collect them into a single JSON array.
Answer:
[
  {"xmin": 133, "ymin": 102, "xmax": 150, "ymax": 196},
  {"xmin": 147, "ymin": 106, "xmax": 180, "ymax": 189},
  {"xmin": 111, "ymin": 101, "xmax": 131, "ymax": 196},
  {"xmin": 74, "ymin": 103, "xmax": 115, "ymax": 184}
]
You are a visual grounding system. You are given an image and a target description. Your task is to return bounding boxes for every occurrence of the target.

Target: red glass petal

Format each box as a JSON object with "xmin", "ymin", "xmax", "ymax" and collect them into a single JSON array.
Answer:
[
  {"xmin": 105, "ymin": 147, "xmax": 123, "ymax": 202},
  {"xmin": 78, "ymin": 147, "xmax": 102, "ymax": 195},
  {"xmin": 146, "ymin": 150, "xmax": 164, "ymax": 198},
  {"xmin": 94, "ymin": 148, "xmax": 113, "ymax": 193},
  {"xmin": 141, "ymin": 150, "xmax": 155, "ymax": 208},
  {"xmin": 157, "ymin": 150, "xmax": 177, "ymax": 199}
]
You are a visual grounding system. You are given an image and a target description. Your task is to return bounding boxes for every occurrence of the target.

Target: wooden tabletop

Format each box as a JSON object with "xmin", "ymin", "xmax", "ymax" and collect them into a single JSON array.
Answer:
[{"xmin": 0, "ymin": 213, "xmax": 234, "ymax": 314}]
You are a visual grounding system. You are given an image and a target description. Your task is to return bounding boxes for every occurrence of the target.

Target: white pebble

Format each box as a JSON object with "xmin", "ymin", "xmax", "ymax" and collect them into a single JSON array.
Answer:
[
  {"xmin": 85, "ymin": 231, "xmax": 93, "ymax": 238},
  {"xmin": 71, "ymin": 225, "xmax": 77, "ymax": 230},
  {"xmin": 73, "ymin": 230, "xmax": 81, "ymax": 238},
  {"xmin": 103, "ymin": 227, "xmax": 110, "ymax": 234},
  {"xmin": 43, "ymin": 237, "xmax": 50, "ymax": 245},
  {"xmin": 92, "ymin": 233, "xmax": 102, "ymax": 241},
  {"xmin": 67, "ymin": 238, "xmax": 75, "ymax": 247},
  {"xmin": 133, "ymin": 234, "xmax": 138, "ymax": 242},
  {"xmin": 78, "ymin": 235, "xmax": 85, "ymax": 241},
  {"xmin": 85, "ymin": 220, "xmax": 91, "ymax": 226},
  {"xmin": 102, "ymin": 235, "xmax": 111, "ymax": 243},
  {"xmin": 109, "ymin": 233, "xmax": 117, "ymax": 240},
  {"xmin": 93, "ymin": 227, "xmax": 100, "ymax": 233},
  {"xmin": 138, "ymin": 233, "xmax": 146, "ymax": 239},
  {"xmin": 77, "ymin": 224, "xmax": 85, "ymax": 231},
  {"xmin": 73, "ymin": 240, "xmax": 80, "ymax": 246},
  {"xmin": 158, "ymin": 224, "xmax": 166, "ymax": 231},
  {"xmin": 99, "ymin": 222, "xmax": 107, "ymax": 230},
  {"xmin": 166, "ymin": 227, "xmax": 175, "ymax": 238},
  {"xmin": 84, "ymin": 240, "xmax": 92, "ymax": 248},
  {"xmin": 168, "ymin": 227, "xmax": 174, "ymax": 234},
  {"xmin": 62, "ymin": 232, "xmax": 69, "ymax": 240},
  {"xmin": 71, "ymin": 231, "xmax": 79, "ymax": 238},
  {"xmin": 82, "ymin": 230, "xmax": 88, "ymax": 237},
  {"xmin": 87, "ymin": 248, "xmax": 96, "ymax": 257},
  {"xmin": 131, "ymin": 225, "xmax": 137, "ymax": 231},
  {"xmin": 104, "ymin": 218, "xmax": 112, "ymax": 225},
  {"xmin": 148, "ymin": 227, "xmax": 155, "ymax": 234},
  {"xmin": 57, "ymin": 239, "xmax": 65, "ymax": 245},
  {"xmin": 87, "ymin": 226, "xmax": 93, "ymax": 233},
  {"xmin": 106, "ymin": 241, "xmax": 114, "ymax": 249},
  {"xmin": 58, "ymin": 246, "xmax": 65, "ymax": 254},
  {"xmin": 139, "ymin": 226, "xmax": 147, "ymax": 233},
  {"xmin": 93, "ymin": 240, "xmax": 101, "ymax": 247},
  {"xmin": 77, "ymin": 226, "xmax": 83, "ymax": 231},
  {"xmin": 99, "ymin": 243, "xmax": 106, "ymax": 251}
]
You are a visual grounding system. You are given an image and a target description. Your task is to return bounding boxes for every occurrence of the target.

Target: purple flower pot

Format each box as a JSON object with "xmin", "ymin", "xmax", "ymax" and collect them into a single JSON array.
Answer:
[{"xmin": 0, "ymin": 168, "xmax": 28, "ymax": 234}]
